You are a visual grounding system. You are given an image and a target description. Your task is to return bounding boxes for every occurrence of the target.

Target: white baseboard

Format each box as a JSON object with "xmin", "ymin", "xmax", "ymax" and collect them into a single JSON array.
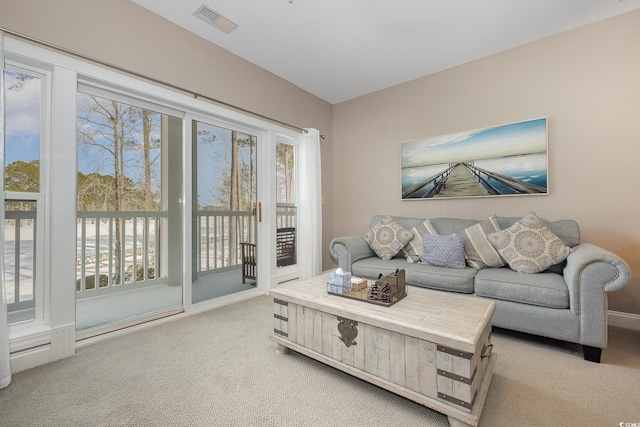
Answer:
[
  {"xmin": 608, "ymin": 310, "xmax": 640, "ymax": 331},
  {"xmin": 9, "ymin": 323, "xmax": 76, "ymax": 373},
  {"xmin": 10, "ymin": 345, "xmax": 53, "ymax": 374}
]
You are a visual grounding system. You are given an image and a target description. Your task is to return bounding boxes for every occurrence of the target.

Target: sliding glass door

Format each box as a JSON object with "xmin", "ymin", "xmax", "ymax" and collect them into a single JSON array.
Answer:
[
  {"xmin": 75, "ymin": 87, "xmax": 183, "ymax": 333},
  {"xmin": 192, "ymin": 120, "xmax": 258, "ymax": 304}
]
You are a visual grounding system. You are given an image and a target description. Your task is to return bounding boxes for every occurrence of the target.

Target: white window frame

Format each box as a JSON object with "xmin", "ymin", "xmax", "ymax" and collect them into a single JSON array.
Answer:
[
  {"xmin": 4, "ymin": 58, "xmax": 52, "ymax": 345},
  {"xmin": 271, "ymin": 133, "xmax": 301, "ymax": 285}
]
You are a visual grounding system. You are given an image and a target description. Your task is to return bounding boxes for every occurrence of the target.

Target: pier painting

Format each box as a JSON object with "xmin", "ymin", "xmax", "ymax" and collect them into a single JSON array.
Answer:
[{"xmin": 401, "ymin": 118, "xmax": 548, "ymax": 199}]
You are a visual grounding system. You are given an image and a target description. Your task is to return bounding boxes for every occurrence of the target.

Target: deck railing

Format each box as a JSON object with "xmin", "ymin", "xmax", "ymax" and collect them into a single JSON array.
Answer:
[
  {"xmin": 73, "ymin": 205, "xmax": 297, "ymax": 295},
  {"xmin": 196, "ymin": 210, "xmax": 255, "ymax": 273},
  {"xmin": 276, "ymin": 203, "xmax": 297, "ymax": 229},
  {"xmin": 6, "ymin": 204, "xmax": 297, "ymax": 315},
  {"xmin": 76, "ymin": 211, "xmax": 165, "ymax": 298},
  {"xmin": 5, "ymin": 209, "xmax": 37, "ymax": 315}
]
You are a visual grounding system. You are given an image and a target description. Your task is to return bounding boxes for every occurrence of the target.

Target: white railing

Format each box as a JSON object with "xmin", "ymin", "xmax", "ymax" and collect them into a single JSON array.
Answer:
[
  {"xmin": 196, "ymin": 209, "xmax": 255, "ymax": 273},
  {"xmin": 5, "ymin": 209, "xmax": 36, "ymax": 315},
  {"xmin": 276, "ymin": 203, "xmax": 297, "ymax": 229},
  {"xmin": 76, "ymin": 211, "xmax": 165, "ymax": 298},
  {"xmin": 70, "ymin": 205, "xmax": 299, "ymax": 298}
]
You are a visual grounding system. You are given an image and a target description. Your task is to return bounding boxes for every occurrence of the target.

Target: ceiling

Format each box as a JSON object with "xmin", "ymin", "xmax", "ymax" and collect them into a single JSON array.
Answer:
[{"xmin": 131, "ymin": 0, "xmax": 640, "ymax": 104}]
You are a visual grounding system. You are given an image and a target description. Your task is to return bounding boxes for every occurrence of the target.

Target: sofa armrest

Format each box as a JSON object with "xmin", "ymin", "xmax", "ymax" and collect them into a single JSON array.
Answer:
[
  {"xmin": 563, "ymin": 243, "xmax": 631, "ymax": 348},
  {"xmin": 329, "ymin": 235, "xmax": 375, "ymax": 272}
]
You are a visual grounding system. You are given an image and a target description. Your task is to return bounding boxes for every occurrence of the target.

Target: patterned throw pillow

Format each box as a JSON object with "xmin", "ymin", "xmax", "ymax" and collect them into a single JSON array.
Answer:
[
  {"xmin": 420, "ymin": 234, "xmax": 466, "ymax": 269},
  {"xmin": 487, "ymin": 212, "xmax": 573, "ymax": 274},
  {"xmin": 363, "ymin": 216, "xmax": 414, "ymax": 261},
  {"xmin": 403, "ymin": 219, "xmax": 438, "ymax": 263},
  {"xmin": 454, "ymin": 215, "xmax": 504, "ymax": 269}
]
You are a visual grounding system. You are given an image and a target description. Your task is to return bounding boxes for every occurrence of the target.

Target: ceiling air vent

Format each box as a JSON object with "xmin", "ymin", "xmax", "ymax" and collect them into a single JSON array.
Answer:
[{"xmin": 193, "ymin": 4, "xmax": 238, "ymax": 35}]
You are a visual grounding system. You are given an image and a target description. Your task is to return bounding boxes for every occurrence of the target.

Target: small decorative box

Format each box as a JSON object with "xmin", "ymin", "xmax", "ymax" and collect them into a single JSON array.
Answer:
[
  {"xmin": 328, "ymin": 269, "xmax": 352, "ymax": 295},
  {"xmin": 350, "ymin": 277, "xmax": 368, "ymax": 291}
]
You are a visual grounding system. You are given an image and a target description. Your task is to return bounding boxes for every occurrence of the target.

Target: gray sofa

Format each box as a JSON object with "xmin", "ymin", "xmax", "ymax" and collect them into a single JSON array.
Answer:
[{"xmin": 329, "ymin": 214, "xmax": 632, "ymax": 362}]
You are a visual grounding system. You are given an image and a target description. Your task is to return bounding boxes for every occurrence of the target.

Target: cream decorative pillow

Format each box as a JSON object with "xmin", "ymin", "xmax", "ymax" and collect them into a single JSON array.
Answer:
[
  {"xmin": 487, "ymin": 212, "xmax": 573, "ymax": 274},
  {"xmin": 455, "ymin": 215, "xmax": 504, "ymax": 269},
  {"xmin": 403, "ymin": 219, "xmax": 438, "ymax": 263},
  {"xmin": 363, "ymin": 216, "xmax": 414, "ymax": 261}
]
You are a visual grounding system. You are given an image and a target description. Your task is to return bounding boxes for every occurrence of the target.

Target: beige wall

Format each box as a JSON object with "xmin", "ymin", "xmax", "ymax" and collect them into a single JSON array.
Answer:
[
  {"xmin": 333, "ymin": 10, "xmax": 640, "ymax": 315},
  {"xmin": 0, "ymin": 0, "xmax": 335, "ymax": 270},
  {"xmin": 2, "ymin": 2, "xmax": 638, "ymax": 315}
]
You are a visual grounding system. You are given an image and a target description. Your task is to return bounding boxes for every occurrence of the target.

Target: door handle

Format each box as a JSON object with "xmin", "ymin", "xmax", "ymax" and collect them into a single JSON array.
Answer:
[{"xmin": 258, "ymin": 202, "xmax": 262, "ymax": 222}]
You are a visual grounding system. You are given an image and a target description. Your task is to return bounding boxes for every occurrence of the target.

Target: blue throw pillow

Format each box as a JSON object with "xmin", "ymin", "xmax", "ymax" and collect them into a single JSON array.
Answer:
[{"xmin": 420, "ymin": 234, "xmax": 466, "ymax": 269}]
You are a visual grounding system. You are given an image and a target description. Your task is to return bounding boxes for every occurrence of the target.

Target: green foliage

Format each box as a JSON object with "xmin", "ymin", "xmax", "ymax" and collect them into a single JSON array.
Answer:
[
  {"xmin": 76, "ymin": 274, "xmax": 111, "ymax": 291},
  {"xmin": 125, "ymin": 265, "xmax": 155, "ymax": 282},
  {"xmin": 77, "ymin": 171, "xmax": 158, "ymax": 211},
  {"xmin": 5, "ymin": 160, "xmax": 40, "ymax": 193}
]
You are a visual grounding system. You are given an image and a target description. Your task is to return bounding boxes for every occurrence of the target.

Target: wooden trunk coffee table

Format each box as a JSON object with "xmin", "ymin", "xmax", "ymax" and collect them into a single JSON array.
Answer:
[{"xmin": 269, "ymin": 274, "xmax": 496, "ymax": 427}]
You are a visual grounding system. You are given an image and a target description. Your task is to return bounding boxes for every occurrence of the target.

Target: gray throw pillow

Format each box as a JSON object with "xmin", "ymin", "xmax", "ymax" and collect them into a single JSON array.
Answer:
[{"xmin": 420, "ymin": 234, "xmax": 466, "ymax": 269}]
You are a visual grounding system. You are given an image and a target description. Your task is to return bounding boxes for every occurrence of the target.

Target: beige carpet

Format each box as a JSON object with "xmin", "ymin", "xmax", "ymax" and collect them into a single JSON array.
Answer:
[{"xmin": 1, "ymin": 295, "xmax": 639, "ymax": 427}]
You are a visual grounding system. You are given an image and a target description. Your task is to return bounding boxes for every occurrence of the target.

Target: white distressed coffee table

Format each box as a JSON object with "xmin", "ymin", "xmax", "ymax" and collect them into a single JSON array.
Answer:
[{"xmin": 269, "ymin": 274, "xmax": 496, "ymax": 427}]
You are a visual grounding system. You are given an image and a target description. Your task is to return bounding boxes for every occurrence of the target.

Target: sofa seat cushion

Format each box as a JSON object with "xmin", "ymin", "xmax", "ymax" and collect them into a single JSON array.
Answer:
[
  {"xmin": 474, "ymin": 268, "xmax": 569, "ymax": 309},
  {"xmin": 351, "ymin": 257, "xmax": 410, "ymax": 280},
  {"xmin": 405, "ymin": 263, "xmax": 477, "ymax": 294}
]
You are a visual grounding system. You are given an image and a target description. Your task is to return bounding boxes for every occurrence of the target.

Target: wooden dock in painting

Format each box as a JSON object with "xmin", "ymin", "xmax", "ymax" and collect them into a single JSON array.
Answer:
[
  {"xmin": 433, "ymin": 163, "xmax": 488, "ymax": 198},
  {"xmin": 402, "ymin": 162, "xmax": 546, "ymax": 199}
]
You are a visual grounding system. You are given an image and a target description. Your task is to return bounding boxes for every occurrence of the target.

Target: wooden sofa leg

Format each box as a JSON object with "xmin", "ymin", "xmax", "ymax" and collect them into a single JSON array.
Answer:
[{"xmin": 583, "ymin": 346, "xmax": 602, "ymax": 363}]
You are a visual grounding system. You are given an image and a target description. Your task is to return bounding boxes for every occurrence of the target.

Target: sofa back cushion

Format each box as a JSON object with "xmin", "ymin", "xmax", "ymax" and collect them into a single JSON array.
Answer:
[
  {"xmin": 496, "ymin": 216, "xmax": 580, "ymax": 247},
  {"xmin": 429, "ymin": 217, "xmax": 480, "ymax": 235},
  {"xmin": 371, "ymin": 215, "xmax": 580, "ymax": 248},
  {"xmin": 370, "ymin": 215, "xmax": 429, "ymax": 232},
  {"xmin": 370, "ymin": 215, "xmax": 581, "ymax": 266}
]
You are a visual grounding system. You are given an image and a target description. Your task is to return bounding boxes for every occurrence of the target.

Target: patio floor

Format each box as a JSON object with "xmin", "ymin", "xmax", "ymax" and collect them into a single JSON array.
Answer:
[{"xmin": 76, "ymin": 268, "xmax": 257, "ymax": 331}]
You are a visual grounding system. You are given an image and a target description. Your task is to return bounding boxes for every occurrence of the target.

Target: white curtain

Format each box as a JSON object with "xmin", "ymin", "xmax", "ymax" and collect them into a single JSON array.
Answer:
[
  {"xmin": 297, "ymin": 128, "xmax": 322, "ymax": 279},
  {"xmin": 0, "ymin": 31, "xmax": 11, "ymax": 389}
]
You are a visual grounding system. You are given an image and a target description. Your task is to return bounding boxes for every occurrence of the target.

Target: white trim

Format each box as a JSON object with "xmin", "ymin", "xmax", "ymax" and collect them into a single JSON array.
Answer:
[
  {"xmin": 9, "ymin": 329, "xmax": 51, "ymax": 353},
  {"xmin": 77, "ymin": 80, "xmax": 184, "ymax": 118},
  {"xmin": 9, "ymin": 345, "xmax": 51, "ymax": 374},
  {"xmin": 9, "ymin": 323, "xmax": 75, "ymax": 372},
  {"xmin": 181, "ymin": 116, "xmax": 193, "ymax": 312},
  {"xmin": 4, "ymin": 61, "xmax": 52, "ymax": 334},
  {"xmin": 75, "ymin": 307, "xmax": 184, "ymax": 343},
  {"xmin": 608, "ymin": 310, "xmax": 640, "ymax": 331},
  {"xmin": 50, "ymin": 323, "xmax": 75, "ymax": 361}
]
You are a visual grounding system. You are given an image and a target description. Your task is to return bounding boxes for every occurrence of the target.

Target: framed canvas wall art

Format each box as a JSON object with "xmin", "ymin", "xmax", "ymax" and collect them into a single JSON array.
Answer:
[{"xmin": 401, "ymin": 118, "xmax": 548, "ymax": 200}]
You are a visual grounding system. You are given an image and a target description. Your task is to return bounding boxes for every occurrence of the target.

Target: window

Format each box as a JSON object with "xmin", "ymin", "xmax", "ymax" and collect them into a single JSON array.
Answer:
[
  {"xmin": 3, "ymin": 67, "xmax": 45, "ymax": 324},
  {"xmin": 275, "ymin": 141, "xmax": 296, "ymax": 267}
]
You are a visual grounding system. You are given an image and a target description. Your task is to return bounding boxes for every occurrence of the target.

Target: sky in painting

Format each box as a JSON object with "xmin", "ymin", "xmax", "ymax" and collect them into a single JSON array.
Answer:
[{"xmin": 401, "ymin": 118, "xmax": 547, "ymax": 168}]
